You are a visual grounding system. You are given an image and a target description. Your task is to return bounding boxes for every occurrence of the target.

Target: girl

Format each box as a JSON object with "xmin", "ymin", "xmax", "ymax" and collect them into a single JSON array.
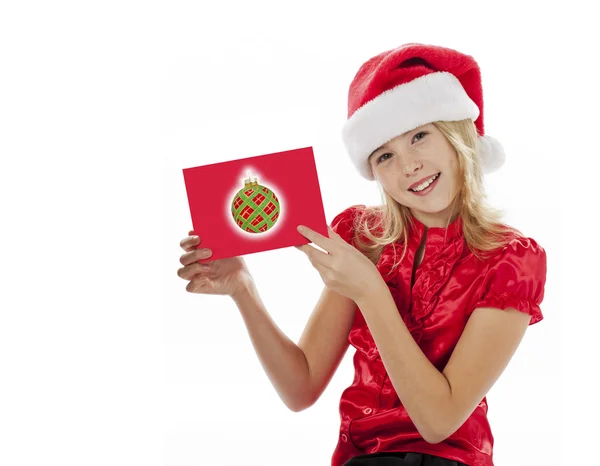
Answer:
[{"xmin": 176, "ymin": 43, "xmax": 546, "ymax": 466}]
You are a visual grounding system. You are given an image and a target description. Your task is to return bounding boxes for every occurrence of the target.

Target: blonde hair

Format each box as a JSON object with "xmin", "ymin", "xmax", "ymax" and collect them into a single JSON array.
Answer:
[{"xmin": 352, "ymin": 119, "xmax": 518, "ymax": 270}]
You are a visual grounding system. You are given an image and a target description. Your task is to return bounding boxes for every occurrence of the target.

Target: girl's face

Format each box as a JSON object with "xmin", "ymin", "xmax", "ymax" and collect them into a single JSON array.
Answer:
[{"xmin": 368, "ymin": 123, "xmax": 462, "ymax": 228}]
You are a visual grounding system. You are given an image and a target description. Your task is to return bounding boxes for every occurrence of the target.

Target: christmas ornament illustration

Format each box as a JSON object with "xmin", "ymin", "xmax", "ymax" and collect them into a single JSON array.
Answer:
[{"xmin": 231, "ymin": 171, "xmax": 280, "ymax": 233}]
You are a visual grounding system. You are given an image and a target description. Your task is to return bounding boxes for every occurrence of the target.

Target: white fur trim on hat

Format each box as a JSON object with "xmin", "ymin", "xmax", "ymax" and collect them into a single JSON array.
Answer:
[{"xmin": 342, "ymin": 71, "xmax": 481, "ymax": 181}]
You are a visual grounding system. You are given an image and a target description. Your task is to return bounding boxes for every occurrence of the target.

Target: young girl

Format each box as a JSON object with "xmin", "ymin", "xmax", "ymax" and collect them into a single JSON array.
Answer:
[{"xmin": 176, "ymin": 43, "xmax": 547, "ymax": 466}]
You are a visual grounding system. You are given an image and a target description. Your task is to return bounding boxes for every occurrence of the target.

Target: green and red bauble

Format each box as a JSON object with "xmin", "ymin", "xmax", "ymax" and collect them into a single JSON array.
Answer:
[{"xmin": 231, "ymin": 172, "xmax": 280, "ymax": 233}]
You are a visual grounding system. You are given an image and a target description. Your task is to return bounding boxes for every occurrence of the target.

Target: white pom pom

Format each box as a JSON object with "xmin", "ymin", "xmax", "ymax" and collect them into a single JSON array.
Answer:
[{"xmin": 477, "ymin": 134, "xmax": 505, "ymax": 174}]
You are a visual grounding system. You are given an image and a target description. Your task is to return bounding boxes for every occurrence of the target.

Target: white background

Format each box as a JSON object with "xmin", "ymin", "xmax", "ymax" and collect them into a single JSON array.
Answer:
[{"xmin": 1, "ymin": 1, "xmax": 598, "ymax": 465}]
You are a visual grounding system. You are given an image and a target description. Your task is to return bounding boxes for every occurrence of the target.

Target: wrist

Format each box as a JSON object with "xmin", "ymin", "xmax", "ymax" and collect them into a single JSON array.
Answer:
[
  {"xmin": 355, "ymin": 278, "xmax": 389, "ymax": 309},
  {"xmin": 230, "ymin": 275, "xmax": 256, "ymax": 303}
]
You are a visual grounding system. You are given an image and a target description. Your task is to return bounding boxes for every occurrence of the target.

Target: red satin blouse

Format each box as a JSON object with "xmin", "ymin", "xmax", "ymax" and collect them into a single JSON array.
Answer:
[{"xmin": 328, "ymin": 205, "xmax": 546, "ymax": 466}]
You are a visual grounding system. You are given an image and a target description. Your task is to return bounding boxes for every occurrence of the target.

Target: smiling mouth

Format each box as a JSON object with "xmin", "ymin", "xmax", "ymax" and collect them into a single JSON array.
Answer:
[{"xmin": 409, "ymin": 173, "xmax": 440, "ymax": 192}]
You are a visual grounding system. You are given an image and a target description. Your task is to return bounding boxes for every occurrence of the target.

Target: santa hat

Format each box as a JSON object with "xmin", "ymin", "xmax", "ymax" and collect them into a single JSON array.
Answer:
[{"xmin": 341, "ymin": 43, "xmax": 505, "ymax": 181}]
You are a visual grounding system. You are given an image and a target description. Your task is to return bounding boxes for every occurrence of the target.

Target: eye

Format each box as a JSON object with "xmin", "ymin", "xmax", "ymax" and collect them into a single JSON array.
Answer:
[
  {"xmin": 413, "ymin": 131, "xmax": 427, "ymax": 143},
  {"xmin": 376, "ymin": 152, "xmax": 393, "ymax": 164}
]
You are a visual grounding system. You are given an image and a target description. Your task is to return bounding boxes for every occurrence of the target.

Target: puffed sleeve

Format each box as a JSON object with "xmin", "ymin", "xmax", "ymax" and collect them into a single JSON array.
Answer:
[
  {"xmin": 473, "ymin": 236, "xmax": 547, "ymax": 325},
  {"xmin": 329, "ymin": 204, "xmax": 366, "ymax": 246}
]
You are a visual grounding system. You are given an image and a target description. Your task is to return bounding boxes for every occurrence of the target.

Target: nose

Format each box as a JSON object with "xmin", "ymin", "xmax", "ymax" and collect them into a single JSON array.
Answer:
[{"xmin": 400, "ymin": 154, "xmax": 423, "ymax": 176}]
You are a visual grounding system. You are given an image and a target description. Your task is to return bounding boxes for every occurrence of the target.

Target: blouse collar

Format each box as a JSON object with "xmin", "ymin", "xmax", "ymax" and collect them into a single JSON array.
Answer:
[{"xmin": 408, "ymin": 212, "xmax": 464, "ymax": 245}]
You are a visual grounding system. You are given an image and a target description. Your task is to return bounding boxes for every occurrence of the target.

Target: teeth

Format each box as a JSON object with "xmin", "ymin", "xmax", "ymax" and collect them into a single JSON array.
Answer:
[{"xmin": 411, "ymin": 174, "xmax": 439, "ymax": 192}]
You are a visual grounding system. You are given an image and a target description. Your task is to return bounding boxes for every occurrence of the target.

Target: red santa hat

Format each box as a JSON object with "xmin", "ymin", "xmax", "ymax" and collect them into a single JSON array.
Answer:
[{"xmin": 342, "ymin": 43, "xmax": 505, "ymax": 181}]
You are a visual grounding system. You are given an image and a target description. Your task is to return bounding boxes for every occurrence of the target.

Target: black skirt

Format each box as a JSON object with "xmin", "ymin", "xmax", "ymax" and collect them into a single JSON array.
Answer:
[{"xmin": 342, "ymin": 451, "xmax": 468, "ymax": 466}]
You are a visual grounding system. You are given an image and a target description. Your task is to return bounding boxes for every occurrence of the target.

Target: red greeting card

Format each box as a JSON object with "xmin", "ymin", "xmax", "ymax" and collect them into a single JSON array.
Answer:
[{"xmin": 182, "ymin": 146, "xmax": 328, "ymax": 261}]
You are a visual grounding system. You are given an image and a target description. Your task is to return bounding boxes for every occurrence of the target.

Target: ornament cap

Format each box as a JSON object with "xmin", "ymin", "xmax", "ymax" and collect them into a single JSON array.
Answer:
[{"xmin": 244, "ymin": 170, "xmax": 259, "ymax": 187}]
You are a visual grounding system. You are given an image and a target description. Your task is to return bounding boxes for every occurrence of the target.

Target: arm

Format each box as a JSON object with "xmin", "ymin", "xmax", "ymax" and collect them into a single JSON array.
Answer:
[
  {"xmin": 293, "ymin": 223, "xmax": 544, "ymax": 443},
  {"xmin": 232, "ymin": 280, "xmax": 356, "ymax": 412},
  {"xmin": 357, "ymin": 285, "xmax": 530, "ymax": 443}
]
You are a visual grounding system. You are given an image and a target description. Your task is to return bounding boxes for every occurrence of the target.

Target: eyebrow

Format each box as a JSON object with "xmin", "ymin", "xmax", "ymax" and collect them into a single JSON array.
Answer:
[
  {"xmin": 369, "ymin": 145, "xmax": 386, "ymax": 159},
  {"xmin": 369, "ymin": 125, "xmax": 429, "ymax": 160}
]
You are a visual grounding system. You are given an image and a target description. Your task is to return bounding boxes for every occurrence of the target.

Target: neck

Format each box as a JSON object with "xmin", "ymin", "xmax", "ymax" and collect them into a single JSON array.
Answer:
[{"xmin": 410, "ymin": 196, "xmax": 461, "ymax": 228}]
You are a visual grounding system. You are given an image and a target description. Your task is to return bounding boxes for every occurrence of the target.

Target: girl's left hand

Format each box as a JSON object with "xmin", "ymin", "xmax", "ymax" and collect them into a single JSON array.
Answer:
[{"xmin": 295, "ymin": 225, "xmax": 385, "ymax": 305}]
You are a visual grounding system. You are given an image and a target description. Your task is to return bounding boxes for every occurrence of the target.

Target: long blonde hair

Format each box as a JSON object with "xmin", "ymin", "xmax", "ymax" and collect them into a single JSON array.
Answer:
[{"xmin": 352, "ymin": 119, "xmax": 518, "ymax": 270}]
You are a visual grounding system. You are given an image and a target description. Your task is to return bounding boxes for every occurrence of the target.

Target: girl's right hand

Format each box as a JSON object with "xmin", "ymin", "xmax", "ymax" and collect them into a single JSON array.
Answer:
[{"xmin": 177, "ymin": 230, "xmax": 252, "ymax": 298}]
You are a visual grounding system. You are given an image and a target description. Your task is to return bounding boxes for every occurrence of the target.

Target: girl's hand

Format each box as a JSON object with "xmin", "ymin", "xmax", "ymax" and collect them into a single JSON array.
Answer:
[
  {"xmin": 295, "ymin": 225, "xmax": 385, "ymax": 305},
  {"xmin": 177, "ymin": 230, "xmax": 252, "ymax": 298}
]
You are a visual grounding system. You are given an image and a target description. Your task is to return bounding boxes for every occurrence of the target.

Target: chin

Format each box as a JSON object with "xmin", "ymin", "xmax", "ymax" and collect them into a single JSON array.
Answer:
[
  {"xmin": 419, "ymin": 200, "xmax": 454, "ymax": 214},
  {"xmin": 401, "ymin": 197, "xmax": 453, "ymax": 215}
]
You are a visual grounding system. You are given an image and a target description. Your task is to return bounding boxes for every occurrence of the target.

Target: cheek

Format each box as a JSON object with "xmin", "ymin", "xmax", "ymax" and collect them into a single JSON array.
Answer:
[
  {"xmin": 375, "ymin": 170, "xmax": 396, "ymax": 189},
  {"xmin": 445, "ymin": 153, "xmax": 461, "ymax": 180},
  {"xmin": 378, "ymin": 176, "xmax": 409, "ymax": 202},
  {"xmin": 445, "ymin": 168, "xmax": 463, "ymax": 199}
]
